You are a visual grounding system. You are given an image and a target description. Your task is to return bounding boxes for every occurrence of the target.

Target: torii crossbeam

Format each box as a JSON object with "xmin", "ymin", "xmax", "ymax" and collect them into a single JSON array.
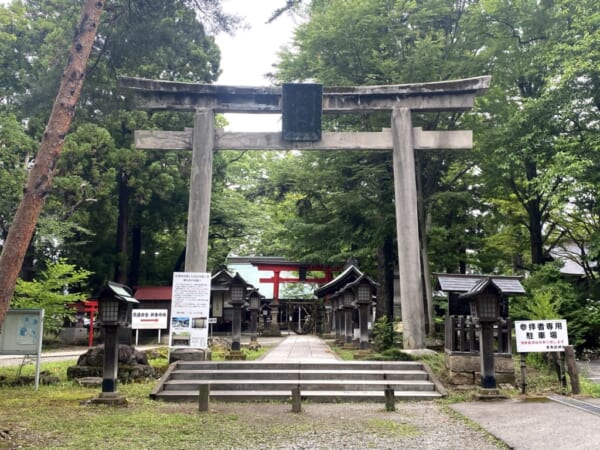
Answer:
[{"xmin": 118, "ymin": 75, "xmax": 491, "ymax": 349}]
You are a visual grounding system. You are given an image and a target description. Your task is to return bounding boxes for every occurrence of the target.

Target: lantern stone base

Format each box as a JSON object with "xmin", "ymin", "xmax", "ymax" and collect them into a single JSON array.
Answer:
[
  {"xmin": 225, "ymin": 350, "xmax": 247, "ymax": 360},
  {"xmin": 445, "ymin": 350, "xmax": 514, "ymax": 386},
  {"xmin": 261, "ymin": 324, "xmax": 282, "ymax": 337},
  {"xmin": 475, "ymin": 387, "xmax": 509, "ymax": 400},
  {"xmin": 88, "ymin": 391, "xmax": 128, "ymax": 406},
  {"xmin": 246, "ymin": 341, "xmax": 261, "ymax": 351},
  {"xmin": 169, "ymin": 348, "xmax": 211, "ymax": 363}
]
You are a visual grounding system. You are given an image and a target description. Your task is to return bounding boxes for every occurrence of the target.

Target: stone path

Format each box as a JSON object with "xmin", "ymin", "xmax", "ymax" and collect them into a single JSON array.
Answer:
[{"xmin": 260, "ymin": 334, "xmax": 340, "ymax": 362}]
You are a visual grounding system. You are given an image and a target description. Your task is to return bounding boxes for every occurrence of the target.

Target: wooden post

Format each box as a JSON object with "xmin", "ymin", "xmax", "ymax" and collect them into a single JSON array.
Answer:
[
  {"xmin": 520, "ymin": 353, "xmax": 527, "ymax": 395},
  {"xmin": 392, "ymin": 107, "xmax": 425, "ymax": 349},
  {"xmin": 198, "ymin": 384, "xmax": 210, "ymax": 411},
  {"xmin": 565, "ymin": 346, "xmax": 580, "ymax": 395},
  {"xmin": 384, "ymin": 386, "xmax": 395, "ymax": 411},
  {"xmin": 291, "ymin": 385, "xmax": 301, "ymax": 413},
  {"xmin": 185, "ymin": 110, "xmax": 214, "ymax": 273},
  {"xmin": 479, "ymin": 322, "xmax": 497, "ymax": 389}
]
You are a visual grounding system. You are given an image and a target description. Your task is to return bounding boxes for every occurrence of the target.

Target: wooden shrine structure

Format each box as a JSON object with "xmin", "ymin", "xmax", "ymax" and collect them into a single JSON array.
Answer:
[
  {"xmin": 118, "ymin": 75, "xmax": 491, "ymax": 349},
  {"xmin": 435, "ymin": 273, "xmax": 525, "ymax": 384}
]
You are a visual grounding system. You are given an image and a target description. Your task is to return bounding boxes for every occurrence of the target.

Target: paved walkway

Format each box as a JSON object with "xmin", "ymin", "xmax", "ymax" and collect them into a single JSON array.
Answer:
[
  {"xmin": 260, "ymin": 334, "xmax": 340, "ymax": 362},
  {"xmin": 260, "ymin": 336, "xmax": 600, "ymax": 449},
  {"xmin": 452, "ymin": 397, "xmax": 600, "ymax": 450}
]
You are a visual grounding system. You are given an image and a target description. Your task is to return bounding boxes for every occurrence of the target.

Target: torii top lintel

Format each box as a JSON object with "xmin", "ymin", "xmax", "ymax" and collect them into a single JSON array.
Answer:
[{"xmin": 117, "ymin": 75, "xmax": 491, "ymax": 114}]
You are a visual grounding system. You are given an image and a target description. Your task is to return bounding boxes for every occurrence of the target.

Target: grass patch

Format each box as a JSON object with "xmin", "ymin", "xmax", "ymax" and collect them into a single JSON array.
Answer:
[
  {"xmin": 330, "ymin": 345, "xmax": 356, "ymax": 360},
  {"xmin": 368, "ymin": 348, "xmax": 415, "ymax": 361},
  {"xmin": 210, "ymin": 345, "xmax": 271, "ymax": 361},
  {"xmin": 581, "ymin": 377, "xmax": 600, "ymax": 397}
]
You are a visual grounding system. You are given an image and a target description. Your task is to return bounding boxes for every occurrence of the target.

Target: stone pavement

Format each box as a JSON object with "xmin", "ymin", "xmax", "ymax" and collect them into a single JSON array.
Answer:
[
  {"xmin": 452, "ymin": 397, "xmax": 600, "ymax": 450},
  {"xmin": 259, "ymin": 334, "xmax": 340, "ymax": 362}
]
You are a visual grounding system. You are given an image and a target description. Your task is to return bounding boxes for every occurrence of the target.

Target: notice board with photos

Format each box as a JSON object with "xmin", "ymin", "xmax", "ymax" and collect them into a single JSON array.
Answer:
[
  {"xmin": 0, "ymin": 309, "xmax": 45, "ymax": 390},
  {"xmin": 169, "ymin": 272, "xmax": 211, "ymax": 349},
  {"xmin": 0, "ymin": 309, "xmax": 44, "ymax": 355}
]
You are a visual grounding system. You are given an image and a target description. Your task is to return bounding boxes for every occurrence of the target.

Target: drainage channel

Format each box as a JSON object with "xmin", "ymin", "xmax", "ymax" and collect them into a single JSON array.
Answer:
[{"xmin": 548, "ymin": 394, "xmax": 600, "ymax": 417}]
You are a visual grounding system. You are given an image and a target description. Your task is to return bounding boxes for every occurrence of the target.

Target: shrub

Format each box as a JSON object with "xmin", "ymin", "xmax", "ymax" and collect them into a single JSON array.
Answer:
[{"xmin": 372, "ymin": 316, "xmax": 396, "ymax": 352}]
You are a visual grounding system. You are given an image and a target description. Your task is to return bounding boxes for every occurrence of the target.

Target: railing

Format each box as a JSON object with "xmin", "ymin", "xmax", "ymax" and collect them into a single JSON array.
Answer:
[{"xmin": 445, "ymin": 316, "xmax": 511, "ymax": 354}]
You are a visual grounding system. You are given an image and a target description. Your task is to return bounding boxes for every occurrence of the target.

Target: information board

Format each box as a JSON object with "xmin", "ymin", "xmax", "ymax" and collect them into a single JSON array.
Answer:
[
  {"xmin": 515, "ymin": 319, "xmax": 569, "ymax": 353},
  {"xmin": 169, "ymin": 272, "xmax": 211, "ymax": 349},
  {"xmin": 0, "ymin": 309, "xmax": 44, "ymax": 355},
  {"xmin": 0, "ymin": 309, "xmax": 44, "ymax": 390}
]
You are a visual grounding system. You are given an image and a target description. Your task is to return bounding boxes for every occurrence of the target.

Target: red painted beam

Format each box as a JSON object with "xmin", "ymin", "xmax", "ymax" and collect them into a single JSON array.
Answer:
[
  {"xmin": 260, "ymin": 277, "xmax": 329, "ymax": 283},
  {"xmin": 254, "ymin": 263, "xmax": 342, "ymax": 272}
]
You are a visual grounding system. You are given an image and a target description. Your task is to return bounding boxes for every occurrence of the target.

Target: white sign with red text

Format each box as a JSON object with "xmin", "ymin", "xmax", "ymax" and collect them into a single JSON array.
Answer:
[
  {"xmin": 515, "ymin": 319, "xmax": 569, "ymax": 353},
  {"xmin": 131, "ymin": 309, "xmax": 168, "ymax": 330}
]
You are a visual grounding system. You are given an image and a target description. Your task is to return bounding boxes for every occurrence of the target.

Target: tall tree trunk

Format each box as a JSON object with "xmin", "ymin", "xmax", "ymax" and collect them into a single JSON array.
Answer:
[
  {"xmin": 527, "ymin": 198, "xmax": 545, "ymax": 266},
  {"xmin": 114, "ymin": 172, "xmax": 129, "ymax": 284},
  {"xmin": 0, "ymin": 0, "xmax": 105, "ymax": 327},
  {"xmin": 129, "ymin": 223, "xmax": 142, "ymax": 288},
  {"xmin": 525, "ymin": 160, "xmax": 546, "ymax": 266},
  {"xmin": 376, "ymin": 235, "xmax": 395, "ymax": 320}
]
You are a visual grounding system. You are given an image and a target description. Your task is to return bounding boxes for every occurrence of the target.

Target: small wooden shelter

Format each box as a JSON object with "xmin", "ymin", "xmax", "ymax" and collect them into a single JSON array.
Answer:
[{"xmin": 435, "ymin": 273, "xmax": 526, "ymax": 385}]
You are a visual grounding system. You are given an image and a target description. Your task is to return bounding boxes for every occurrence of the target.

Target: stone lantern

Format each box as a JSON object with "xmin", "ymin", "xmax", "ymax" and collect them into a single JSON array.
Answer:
[
  {"xmin": 459, "ymin": 278, "xmax": 502, "ymax": 391},
  {"xmin": 93, "ymin": 281, "xmax": 138, "ymax": 405},
  {"xmin": 342, "ymin": 289, "xmax": 355, "ymax": 348},
  {"xmin": 228, "ymin": 274, "xmax": 246, "ymax": 356},
  {"xmin": 247, "ymin": 289, "xmax": 261, "ymax": 348},
  {"xmin": 355, "ymin": 277, "xmax": 375, "ymax": 352},
  {"xmin": 331, "ymin": 296, "xmax": 341, "ymax": 344}
]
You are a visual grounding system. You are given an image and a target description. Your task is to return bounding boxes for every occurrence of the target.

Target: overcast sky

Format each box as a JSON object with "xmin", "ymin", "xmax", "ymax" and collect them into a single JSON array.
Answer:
[
  {"xmin": 216, "ymin": 0, "xmax": 299, "ymax": 131},
  {"xmin": 0, "ymin": 0, "xmax": 299, "ymax": 131}
]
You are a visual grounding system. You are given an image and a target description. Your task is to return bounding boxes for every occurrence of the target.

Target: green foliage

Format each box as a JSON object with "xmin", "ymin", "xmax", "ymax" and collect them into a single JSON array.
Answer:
[
  {"xmin": 12, "ymin": 259, "xmax": 92, "ymax": 334},
  {"xmin": 372, "ymin": 315, "xmax": 396, "ymax": 352},
  {"xmin": 513, "ymin": 264, "xmax": 570, "ymax": 321},
  {"xmin": 0, "ymin": 0, "xmax": 233, "ymax": 289},
  {"xmin": 369, "ymin": 348, "xmax": 415, "ymax": 361}
]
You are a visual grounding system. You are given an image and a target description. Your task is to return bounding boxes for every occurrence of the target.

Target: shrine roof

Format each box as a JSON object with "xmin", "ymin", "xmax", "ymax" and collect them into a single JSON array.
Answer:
[
  {"xmin": 434, "ymin": 273, "xmax": 525, "ymax": 295},
  {"xmin": 314, "ymin": 265, "xmax": 364, "ymax": 298},
  {"xmin": 330, "ymin": 273, "xmax": 379, "ymax": 298},
  {"xmin": 133, "ymin": 285, "xmax": 172, "ymax": 301}
]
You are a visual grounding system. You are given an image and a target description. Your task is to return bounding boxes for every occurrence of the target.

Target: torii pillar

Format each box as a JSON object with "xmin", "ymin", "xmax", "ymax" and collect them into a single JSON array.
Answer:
[
  {"xmin": 119, "ymin": 75, "xmax": 491, "ymax": 349},
  {"xmin": 185, "ymin": 110, "xmax": 213, "ymax": 273},
  {"xmin": 392, "ymin": 107, "xmax": 423, "ymax": 348}
]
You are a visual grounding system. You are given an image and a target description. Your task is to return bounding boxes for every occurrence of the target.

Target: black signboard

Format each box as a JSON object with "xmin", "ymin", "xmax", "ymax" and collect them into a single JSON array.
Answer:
[{"xmin": 282, "ymin": 83, "xmax": 322, "ymax": 142}]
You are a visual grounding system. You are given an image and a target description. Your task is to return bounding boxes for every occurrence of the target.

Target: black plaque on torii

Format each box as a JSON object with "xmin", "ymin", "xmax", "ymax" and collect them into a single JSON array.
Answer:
[{"xmin": 282, "ymin": 83, "xmax": 322, "ymax": 142}]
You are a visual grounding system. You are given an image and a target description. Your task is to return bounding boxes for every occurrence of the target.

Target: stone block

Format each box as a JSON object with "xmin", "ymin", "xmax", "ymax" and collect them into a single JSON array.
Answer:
[
  {"xmin": 448, "ymin": 371, "xmax": 475, "ymax": 385},
  {"xmin": 445, "ymin": 351, "xmax": 515, "ymax": 386},
  {"xmin": 169, "ymin": 348, "xmax": 211, "ymax": 363}
]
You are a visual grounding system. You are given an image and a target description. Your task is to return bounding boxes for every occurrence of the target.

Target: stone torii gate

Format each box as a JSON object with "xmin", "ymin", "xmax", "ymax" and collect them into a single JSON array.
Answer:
[{"xmin": 118, "ymin": 75, "xmax": 490, "ymax": 349}]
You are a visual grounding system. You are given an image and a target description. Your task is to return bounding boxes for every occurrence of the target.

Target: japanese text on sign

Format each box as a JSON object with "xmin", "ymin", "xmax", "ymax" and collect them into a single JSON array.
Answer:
[
  {"xmin": 131, "ymin": 309, "xmax": 168, "ymax": 330},
  {"xmin": 515, "ymin": 319, "xmax": 569, "ymax": 353},
  {"xmin": 170, "ymin": 272, "xmax": 211, "ymax": 349}
]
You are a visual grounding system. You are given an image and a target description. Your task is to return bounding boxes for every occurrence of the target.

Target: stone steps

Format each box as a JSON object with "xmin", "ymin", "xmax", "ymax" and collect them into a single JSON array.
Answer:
[{"xmin": 151, "ymin": 360, "xmax": 443, "ymax": 402}]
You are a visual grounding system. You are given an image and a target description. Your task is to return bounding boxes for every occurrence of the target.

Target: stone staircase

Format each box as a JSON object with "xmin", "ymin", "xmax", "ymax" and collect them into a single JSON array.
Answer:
[{"xmin": 150, "ymin": 360, "xmax": 444, "ymax": 402}]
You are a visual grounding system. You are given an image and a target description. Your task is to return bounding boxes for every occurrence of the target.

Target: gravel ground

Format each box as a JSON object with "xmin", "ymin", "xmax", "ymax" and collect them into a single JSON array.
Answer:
[{"xmin": 197, "ymin": 401, "xmax": 506, "ymax": 450}]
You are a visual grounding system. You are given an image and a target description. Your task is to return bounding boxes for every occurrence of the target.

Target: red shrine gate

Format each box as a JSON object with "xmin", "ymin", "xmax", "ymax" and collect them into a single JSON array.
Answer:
[
  {"xmin": 253, "ymin": 261, "xmax": 338, "ymax": 302},
  {"xmin": 251, "ymin": 259, "xmax": 341, "ymax": 334}
]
